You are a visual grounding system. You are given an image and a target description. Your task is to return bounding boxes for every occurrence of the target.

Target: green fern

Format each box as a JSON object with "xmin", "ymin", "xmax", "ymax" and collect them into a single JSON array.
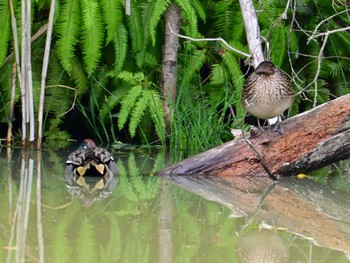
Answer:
[
  {"xmin": 100, "ymin": 0, "xmax": 123, "ymax": 44},
  {"xmin": 0, "ymin": 1, "xmax": 10, "ymax": 65},
  {"xmin": 126, "ymin": 1, "xmax": 144, "ymax": 56},
  {"xmin": 99, "ymin": 85, "xmax": 129, "ymax": 120},
  {"xmin": 56, "ymin": 0, "xmax": 81, "ymax": 72},
  {"xmin": 69, "ymin": 57, "xmax": 89, "ymax": 95},
  {"xmin": 118, "ymin": 84, "xmax": 143, "ymax": 130},
  {"xmin": 149, "ymin": 0, "xmax": 170, "ymax": 45},
  {"xmin": 113, "ymin": 24, "xmax": 128, "ymax": 75},
  {"xmin": 139, "ymin": 0, "xmax": 156, "ymax": 64},
  {"xmin": 148, "ymin": 89, "xmax": 166, "ymax": 143},
  {"xmin": 267, "ymin": 25, "xmax": 288, "ymax": 66},
  {"xmin": 129, "ymin": 90, "xmax": 149, "ymax": 137},
  {"xmin": 81, "ymin": 0, "xmax": 104, "ymax": 73},
  {"xmin": 118, "ymin": 71, "xmax": 145, "ymax": 85},
  {"xmin": 221, "ymin": 51, "xmax": 244, "ymax": 94},
  {"xmin": 175, "ymin": 0, "xmax": 199, "ymax": 37},
  {"xmin": 182, "ymin": 49, "xmax": 207, "ymax": 85},
  {"xmin": 221, "ymin": 51, "xmax": 245, "ymax": 118},
  {"xmin": 117, "ymin": 71, "xmax": 165, "ymax": 143},
  {"xmin": 210, "ymin": 64, "xmax": 228, "ymax": 85},
  {"xmin": 191, "ymin": 0, "xmax": 206, "ymax": 22}
]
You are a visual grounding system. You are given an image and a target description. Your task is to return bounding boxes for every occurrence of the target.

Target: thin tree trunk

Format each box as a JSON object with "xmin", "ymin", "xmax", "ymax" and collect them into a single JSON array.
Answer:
[
  {"xmin": 238, "ymin": 0, "xmax": 265, "ymax": 67},
  {"xmin": 37, "ymin": 0, "xmax": 56, "ymax": 149},
  {"xmin": 25, "ymin": 0, "xmax": 35, "ymax": 146},
  {"xmin": 20, "ymin": 0, "xmax": 27, "ymax": 147},
  {"xmin": 161, "ymin": 3, "xmax": 181, "ymax": 138},
  {"xmin": 7, "ymin": 63, "xmax": 17, "ymax": 146}
]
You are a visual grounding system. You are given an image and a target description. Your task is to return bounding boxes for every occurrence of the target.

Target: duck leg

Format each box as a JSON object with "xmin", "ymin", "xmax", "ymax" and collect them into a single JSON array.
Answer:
[{"xmin": 271, "ymin": 116, "xmax": 284, "ymax": 134}]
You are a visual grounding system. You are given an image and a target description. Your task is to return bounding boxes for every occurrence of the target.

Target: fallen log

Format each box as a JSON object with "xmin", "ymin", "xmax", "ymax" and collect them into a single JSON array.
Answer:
[{"xmin": 160, "ymin": 94, "xmax": 350, "ymax": 177}]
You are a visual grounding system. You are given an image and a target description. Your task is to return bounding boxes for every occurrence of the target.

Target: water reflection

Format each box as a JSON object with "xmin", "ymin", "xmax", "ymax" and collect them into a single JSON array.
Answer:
[{"xmin": 1, "ymin": 148, "xmax": 350, "ymax": 263}]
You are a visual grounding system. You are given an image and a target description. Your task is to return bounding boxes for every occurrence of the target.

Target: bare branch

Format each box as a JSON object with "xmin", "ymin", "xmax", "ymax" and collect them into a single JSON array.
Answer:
[
  {"xmin": 308, "ymin": 26, "xmax": 350, "ymax": 42},
  {"xmin": 308, "ymin": 9, "xmax": 350, "ymax": 42},
  {"xmin": 168, "ymin": 23, "xmax": 251, "ymax": 58},
  {"xmin": 45, "ymin": 85, "xmax": 78, "ymax": 117}
]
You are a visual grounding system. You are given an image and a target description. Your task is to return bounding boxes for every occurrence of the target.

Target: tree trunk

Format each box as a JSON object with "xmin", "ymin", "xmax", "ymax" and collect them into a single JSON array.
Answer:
[
  {"xmin": 159, "ymin": 94, "xmax": 350, "ymax": 177},
  {"xmin": 238, "ymin": 0, "xmax": 264, "ymax": 67},
  {"xmin": 161, "ymin": 3, "xmax": 181, "ymax": 137}
]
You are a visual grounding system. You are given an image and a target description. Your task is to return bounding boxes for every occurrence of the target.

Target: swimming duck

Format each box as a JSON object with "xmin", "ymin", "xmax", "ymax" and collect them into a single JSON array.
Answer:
[
  {"xmin": 65, "ymin": 139, "xmax": 118, "ymax": 206},
  {"xmin": 241, "ymin": 61, "xmax": 294, "ymax": 133},
  {"xmin": 66, "ymin": 139, "xmax": 118, "ymax": 178}
]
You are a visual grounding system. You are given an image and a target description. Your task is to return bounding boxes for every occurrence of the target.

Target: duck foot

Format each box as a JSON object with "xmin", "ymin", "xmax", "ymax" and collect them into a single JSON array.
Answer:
[{"xmin": 271, "ymin": 122, "xmax": 284, "ymax": 134}]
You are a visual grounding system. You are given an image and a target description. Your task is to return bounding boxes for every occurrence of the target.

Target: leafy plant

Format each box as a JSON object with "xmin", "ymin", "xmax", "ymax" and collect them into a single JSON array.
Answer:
[{"xmin": 117, "ymin": 71, "xmax": 166, "ymax": 144}]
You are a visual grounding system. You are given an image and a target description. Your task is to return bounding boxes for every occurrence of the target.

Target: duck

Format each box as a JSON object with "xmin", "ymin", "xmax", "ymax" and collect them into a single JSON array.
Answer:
[
  {"xmin": 66, "ymin": 139, "xmax": 118, "ymax": 178},
  {"xmin": 241, "ymin": 61, "xmax": 294, "ymax": 134},
  {"xmin": 65, "ymin": 139, "xmax": 118, "ymax": 206}
]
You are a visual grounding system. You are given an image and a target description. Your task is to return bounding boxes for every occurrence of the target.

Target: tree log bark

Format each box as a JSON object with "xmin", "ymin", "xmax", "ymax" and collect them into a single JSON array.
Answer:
[{"xmin": 159, "ymin": 94, "xmax": 350, "ymax": 177}]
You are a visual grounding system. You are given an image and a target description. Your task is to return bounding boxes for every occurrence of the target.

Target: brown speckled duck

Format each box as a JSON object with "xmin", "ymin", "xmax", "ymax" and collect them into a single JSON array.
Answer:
[{"xmin": 241, "ymin": 61, "xmax": 294, "ymax": 133}]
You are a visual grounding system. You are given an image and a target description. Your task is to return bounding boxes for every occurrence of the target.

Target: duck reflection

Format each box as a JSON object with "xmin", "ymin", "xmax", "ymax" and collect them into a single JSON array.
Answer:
[
  {"xmin": 237, "ymin": 229, "xmax": 289, "ymax": 263},
  {"xmin": 65, "ymin": 139, "xmax": 119, "ymax": 207}
]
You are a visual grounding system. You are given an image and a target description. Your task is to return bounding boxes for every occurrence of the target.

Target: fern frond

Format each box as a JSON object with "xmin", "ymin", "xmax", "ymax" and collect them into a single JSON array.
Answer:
[
  {"xmin": 221, "ymin": 52, "xmax": 244, "ymax": 94},
  {"xmin": 147, "ymin": 90, "xmax": 166, "ymax": 143},
  {"xmin": 81, "ymin": 0, "xmax": 104, "ymax": 73},
  {"xmin": 139, "ymin": 1, "xmax": 155, "ymax": 62},
  {"xmin": 100, "ymin": 0, "xmax": 123, "ymax": 44},
  {"xmin": 126, "ymin": 1, "xmax": 144, "ymax": 55},
  {"xmin": 221, "ymin": 51, "xmax": 245, "ymax": 117},
  {"xmin": 56, "ymin": 0, "xmax": 81, "ymax": 72},
  {"xmin": 213, "ymin": 10, "xmax": 235, "ymax": 41},
  {"xmin": 191, "ymin": 0, "xmax": 206, "ymax": 22},
  {"xmin": 182, "ymin": 49, "xmax": 206, "ymax": 84},
  {"xmin": 113, "ymin": 24, "xmax": 128, "ymax": 75},
  {"xmin": 100, "ymin": 85, "xmax": 129, "ymax": 120},
  {"xmin": 210, "ymin": 64, "xmax": 228, "ymax": 85},
  {"xmin": 175, "ymin": 0, "xmax": 198, "ymax": 36},
  {"xmin": 129, "ymin": 90, "xmax": 149, "ymax": 137},
  {"xmin": 149, "ymin": 0, "xmax": 170, "ymax": 45},
  {"xmin": 0, "ymin": 1, "xmax": 10, "ymax": 65},
  {"xmin": 118, "ymin": 85, "xmax": 143, "ymax": 130},
  {"xmin": 268, "ymin": 25, "xmax": 287, "ymax": 66},
  {"xmin": 70, "ymin": 57, "xmax": 89, "ymax": 95},
  {"xmin": 118, "ymin": 71, "xmax": 145, "ymax": 85}
]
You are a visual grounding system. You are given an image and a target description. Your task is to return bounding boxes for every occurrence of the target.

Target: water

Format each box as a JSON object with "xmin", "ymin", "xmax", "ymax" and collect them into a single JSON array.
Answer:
[{"xmin": 0, "ymin": 147, "xmax": 349, "ymax": 262}]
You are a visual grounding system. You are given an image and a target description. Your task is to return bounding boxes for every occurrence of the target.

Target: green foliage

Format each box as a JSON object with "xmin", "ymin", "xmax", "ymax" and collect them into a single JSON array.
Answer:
[
  {"xmin": 100, "ymin": 0, "xmax": 123, "ymax": 44},
  {"xmin": 113, "ymin": 24, "xmax": 128, "ymax": 75},
  {"xmin": 0, "ymin": 1, "xmax": 11, "ymax": 65},
  {"xmin": 117, "ymin": 71, "xmax": 166, "ymax": 144},
  {"xmin": 80, "ymin": 0, "xmax": 104, "ymax": 74},
  {"xmin": 56, "ymin": 0, "xmax": 81, "ymax": 72},
  {"xmin": 149, "ymin": 0, "xmax": 171, "ymax": 45}
]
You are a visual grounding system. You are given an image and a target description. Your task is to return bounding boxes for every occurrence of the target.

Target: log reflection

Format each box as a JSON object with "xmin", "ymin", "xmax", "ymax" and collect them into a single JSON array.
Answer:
[{"xmin": 165, "ymin": 175, "xmax": 350, "ymax": 255}]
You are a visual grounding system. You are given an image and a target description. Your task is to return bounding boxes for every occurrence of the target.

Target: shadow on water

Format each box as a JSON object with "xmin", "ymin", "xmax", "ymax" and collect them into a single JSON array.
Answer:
[{"xmin": 1, "ymin": 146, "xmax": 350, "ymax": 263}]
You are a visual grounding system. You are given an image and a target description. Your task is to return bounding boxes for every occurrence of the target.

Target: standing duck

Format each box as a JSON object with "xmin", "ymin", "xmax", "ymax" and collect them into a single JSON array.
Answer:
[
  {"xmin": 65, "ymin": 139, "xmax": 118, "ymax": 206},
  {"xmin": 241, "ymin": 61, "xmax": 294, "ymax": 133}
]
